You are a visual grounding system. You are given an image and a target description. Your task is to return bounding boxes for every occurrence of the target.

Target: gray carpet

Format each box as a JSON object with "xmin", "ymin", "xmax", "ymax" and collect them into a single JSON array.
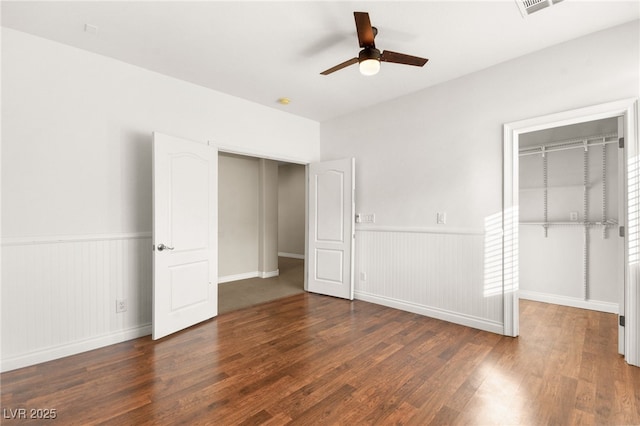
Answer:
[{"xmin": 218, "ymin": 257, "xmax": 305, "ymax": 314}]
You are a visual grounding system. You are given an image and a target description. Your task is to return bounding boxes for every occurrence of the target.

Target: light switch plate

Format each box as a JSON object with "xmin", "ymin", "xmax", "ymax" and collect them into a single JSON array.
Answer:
[
  {"xmin": 358, "ymin": 213, "xmax": 375, "ymax": 223},
  {"xmin": 437, "ymin": 212, "xmax": 447, "ymax": 224}
]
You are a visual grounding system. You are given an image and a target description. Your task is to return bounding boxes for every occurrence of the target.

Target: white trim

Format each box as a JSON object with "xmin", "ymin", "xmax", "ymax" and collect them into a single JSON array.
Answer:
[
  {"xmin": 2, "ymin": 232, "xmax": 152, "ymax": 246},
  {"xmin": 519, "ymin": 290, "xmax": 619, "ymax": 314},
  {"xmin": 218, "ymin": 269, "xmax": 281, "ymax": 283},
  {"xmin": 355, "ymin": 291, "xmax": 504, "ymax": 335},
  {"xmin": 217, "ymin": 145, "xmax": 310, "ymax": 165},
  {"xmin": 505, "ymin": 99, "xmax": 637, "ymax": 134},
  {"xmin": 278, "ymin": 252, "xmax": 305, "ymax": 259},
  {"xmin": 218, "ymin": 271, "xmax": 260, "ymax": 283},
  {"xmin": 260, "ymin": 269, "xmax": 279, "ymax": 279},
  {"xmin": 356, "ymin": 225, "xmax": 484, "ymax": 236},
  {"xmin": 624, "ymin": 99, "xmax": 640, "ymax": 367},
  {"xmin": 0, "ymin": 324, "xmax": 152, "ymax": 373}
]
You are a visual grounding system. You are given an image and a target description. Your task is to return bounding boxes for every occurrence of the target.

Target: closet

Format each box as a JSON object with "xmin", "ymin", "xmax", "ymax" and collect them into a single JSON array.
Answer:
[{"xmin": 518, "ymin": 117, "xmax": 623, "ymax": 313}]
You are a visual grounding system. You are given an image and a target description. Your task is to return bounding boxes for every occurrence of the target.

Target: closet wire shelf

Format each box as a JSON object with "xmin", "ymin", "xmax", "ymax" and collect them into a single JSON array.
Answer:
[{"xmin": 519, "ymin": 220, "xmax": 618, "ymax": 227}]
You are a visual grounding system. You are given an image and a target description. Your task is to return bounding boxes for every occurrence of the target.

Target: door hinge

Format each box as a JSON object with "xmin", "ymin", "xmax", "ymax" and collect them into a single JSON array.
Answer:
[
  {"xmin": 620, "ymin": 226, "xmax": 625, "ymax": 237},
  {"xmin": 619, "ymin": 137, "xmax": 625, "ymax": 149},
  {"xmin": 620, "ymin": 315, "xmax": 625, "ymax": 327}
]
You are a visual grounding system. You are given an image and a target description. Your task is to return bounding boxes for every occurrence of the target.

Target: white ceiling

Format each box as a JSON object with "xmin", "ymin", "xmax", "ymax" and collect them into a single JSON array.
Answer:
[{"xmin": 2, "ymin": 1, "xmax": 638, "ymax": 122}]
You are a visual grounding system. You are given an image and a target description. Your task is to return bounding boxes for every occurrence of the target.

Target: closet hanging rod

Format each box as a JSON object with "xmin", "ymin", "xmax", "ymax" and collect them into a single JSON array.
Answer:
[{"xmin": 519, "ymin": 134, "xmax": 618, "ymax": 157}]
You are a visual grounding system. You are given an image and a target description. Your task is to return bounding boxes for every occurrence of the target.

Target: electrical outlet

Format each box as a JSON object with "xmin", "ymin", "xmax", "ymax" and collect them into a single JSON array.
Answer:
[
  {"xmin": 116, "ymin": 299, "xmax": 127, "ymax": 313},
  {"xmin": 361, "ymin": 272, "xmax": 367, "ymax": 281},
  {"xmin": 570, "ymin": 211, "xmax": 579, "ymax": 222}
]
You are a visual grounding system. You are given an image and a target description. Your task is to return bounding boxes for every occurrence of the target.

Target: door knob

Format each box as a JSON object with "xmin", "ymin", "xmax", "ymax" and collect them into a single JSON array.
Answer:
[{"xmin": 157, "ymin": 243, "xmax": 175, "ymax": 252}]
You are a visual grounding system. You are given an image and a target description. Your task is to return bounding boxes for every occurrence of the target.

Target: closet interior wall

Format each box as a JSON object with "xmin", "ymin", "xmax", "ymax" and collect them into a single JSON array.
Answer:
[{"xmin": 518, "ymin": 118, "xmax": 622, "ymax": 313}]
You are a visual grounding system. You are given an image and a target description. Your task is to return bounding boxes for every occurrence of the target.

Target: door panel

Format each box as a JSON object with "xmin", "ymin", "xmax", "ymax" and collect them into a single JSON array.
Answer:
[
  {"xmin": 153, "ymin": 132, "xmax": 217, "ymax": 340},
  {"xmin": 170, "ymin": 154, "xmax": 209, "ymax": 249},
  {"xmin": 169, "ymin": 261, "xmax": 209, "ymax": 310},
  {"xmin": 307, "ymin": 158, "xmax": 355, "ymax": 300},
  {"xmin": 316, "ymin": 249, "xmax": 344, "ymax": 283},
  {"xmin": 316, "ymin": 171, "xmax": 345, "ymax": 241},
  {"xmin": 618, "ymin": 116, "xmax": 626, "ymax": 355}
]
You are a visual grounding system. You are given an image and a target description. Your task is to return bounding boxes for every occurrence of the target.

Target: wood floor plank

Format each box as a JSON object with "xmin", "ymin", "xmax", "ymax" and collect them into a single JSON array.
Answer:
[{"xmin": 2, "ymin": 295, "xmax": 640, "ymax": 425}]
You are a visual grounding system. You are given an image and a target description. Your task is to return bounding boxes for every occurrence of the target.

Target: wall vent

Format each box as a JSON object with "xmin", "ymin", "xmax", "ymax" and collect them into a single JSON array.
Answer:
[{"xmin": 516, "ymin": 0, "xmax": 564, "ymax": 17}]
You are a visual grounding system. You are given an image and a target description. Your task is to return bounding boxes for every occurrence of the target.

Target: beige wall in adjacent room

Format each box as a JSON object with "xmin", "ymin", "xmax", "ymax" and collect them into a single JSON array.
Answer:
[
  {"xmin": 278, "ymin": 163, "xmax": 306, "ymax": 258},
  {"xmin": 259, "ymin": 159, "xmax": 280, "ymax": 275},
  {"xmin": 218, "ymin": 153, "xmax": 260, "ymax": 278}
]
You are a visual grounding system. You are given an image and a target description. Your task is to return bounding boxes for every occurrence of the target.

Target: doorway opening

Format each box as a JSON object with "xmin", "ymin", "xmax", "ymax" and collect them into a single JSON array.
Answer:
[
  {"xmin": 518, "ymin": 117, "xmax": 622, "ymax": 313},
  {"xmin": 503, "ymin": 98, "xmax": 639, "ymax": 366},
  {"xmin": 217, "ymin": 152, "xmax": 306, "ymax": 313},
  {"xmin": 518, "ymin": 117, "xmax": 623, "ymax": 350}
]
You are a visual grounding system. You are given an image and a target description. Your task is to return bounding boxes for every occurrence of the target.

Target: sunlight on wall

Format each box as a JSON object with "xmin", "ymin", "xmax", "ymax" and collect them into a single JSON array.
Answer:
[
  {"xmin": 484, "ymin": 207, "xmax": 519, "ymax": 298},
  {"xmin": 629, "ymin": 155, "xmax": 639, "ymax": 266},
  {"xmin": 484, "ymin": 211, "xmax": 502, "ymax": 297},
  {"xmin": 503, "ymin": 206, "xmax": 519, "ymax": 296}
]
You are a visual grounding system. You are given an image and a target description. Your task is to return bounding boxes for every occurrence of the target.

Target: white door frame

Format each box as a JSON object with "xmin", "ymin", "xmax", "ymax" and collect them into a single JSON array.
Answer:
[{"xmin": 503, "ymin": 98, "xmax": 639, "ymax": 366}]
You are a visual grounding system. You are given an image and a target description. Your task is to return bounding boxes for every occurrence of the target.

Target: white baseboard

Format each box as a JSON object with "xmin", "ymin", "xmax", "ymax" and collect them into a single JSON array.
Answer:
[
  {"xmin": 0, "ymin": 324, "xmax": 152, "ymax": 373},
  {"xmin": 218, "ymin": 271, "xmax": 260, "ymax": 283},
  {"xmin": 519, "ymin": 290, "xmax": 619, "ymax": 314},
  {"xmin": 278, "ymin": 252, "xmax": 305, "ymax": 260},
  {"xmin": 218, "ymin": 269, "xmax": 280, "ymax": 283},
  {"xmin": 260, "ymin": 269, "xmax": 279, "ymax": 279},
  {"xmin": 354, "ymin": 291, "xmax": 504, "ymax": 335}
]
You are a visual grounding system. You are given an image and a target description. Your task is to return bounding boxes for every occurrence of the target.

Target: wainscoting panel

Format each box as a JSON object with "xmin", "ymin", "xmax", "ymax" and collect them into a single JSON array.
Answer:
[
  {"xmin": 354, "ymin": 228, "xmax": 504, "ymax": 334},
  {"xmin": 1, "ymin": 234, "xmax": 152, "ymax": 371}
]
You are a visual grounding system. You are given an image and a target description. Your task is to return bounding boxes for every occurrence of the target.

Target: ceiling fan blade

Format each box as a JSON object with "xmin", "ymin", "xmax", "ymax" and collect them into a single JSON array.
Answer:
[
  {"xmin": 354, "ymin": 11, "xmax": 375, "ymax": 47},
  {"xmin": 320, "ymin": 57, "xmax": 359, "ymax": 75},
  {"xmin": 381, "ymin": 50, "xmax": 428, "ymax": 67}
]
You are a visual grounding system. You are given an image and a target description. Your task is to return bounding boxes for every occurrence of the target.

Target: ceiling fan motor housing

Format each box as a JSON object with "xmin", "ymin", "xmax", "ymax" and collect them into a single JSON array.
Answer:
[{"xmin": 358, "ymin": 47, "xmax": 381, "ymax": 63}]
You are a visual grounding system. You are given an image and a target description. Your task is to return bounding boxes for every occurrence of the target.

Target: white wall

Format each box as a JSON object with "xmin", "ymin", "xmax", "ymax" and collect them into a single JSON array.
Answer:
[
  {"xmin": 321, "ymin": 21, "xmax": 639, "ymax": 333},
  {"xmin": 519, "ymin": 119, "xmax": 620, "ymax": 312},
  {"xmin": 1, "ymin": 28, "xmax": 319, "ymax": 371},
  {"xmin": 278, "ymin": 163, "xmax": 305, "ymax": 258}
]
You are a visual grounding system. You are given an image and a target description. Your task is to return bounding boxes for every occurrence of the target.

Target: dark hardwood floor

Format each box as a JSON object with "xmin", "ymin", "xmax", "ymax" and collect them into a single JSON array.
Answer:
[{"xmin": 2, "ymin": 295, "xmax": 639, "ymax": 425}]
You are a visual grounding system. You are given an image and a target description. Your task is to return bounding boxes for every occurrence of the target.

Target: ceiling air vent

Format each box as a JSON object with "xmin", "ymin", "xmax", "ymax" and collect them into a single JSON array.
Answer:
[{"xmin": 516, "ymin": 0, "xmax": 564, "ymax": 17}]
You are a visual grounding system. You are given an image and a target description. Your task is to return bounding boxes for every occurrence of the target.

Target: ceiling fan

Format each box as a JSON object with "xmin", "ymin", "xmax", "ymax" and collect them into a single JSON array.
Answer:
[{"xmin": 320, "ymin": 11, "xmax": 428, "ymax": 76}]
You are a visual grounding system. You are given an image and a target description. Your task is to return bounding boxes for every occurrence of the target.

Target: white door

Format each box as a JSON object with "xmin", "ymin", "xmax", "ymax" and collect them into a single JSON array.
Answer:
[
  {"xmin": 307, "ymin": 158, "xmax": 355, "ymax": 299},
  {"xmin": 152, "ymin": 132, "xmax": 217, "ymax": 340},
  {"xmin": 618, "ymin": 116, "xmax": 626, "ymax": 355}
]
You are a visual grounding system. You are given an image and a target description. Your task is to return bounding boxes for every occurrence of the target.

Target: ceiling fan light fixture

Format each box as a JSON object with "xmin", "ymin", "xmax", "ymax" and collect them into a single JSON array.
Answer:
[
  {"xmin": 358, "ymin": 47, "xmax": 381, "ymax": 76},
  {"xmin": 359, "ymin": 58, "xmax": 380, "ymax": 76}
]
